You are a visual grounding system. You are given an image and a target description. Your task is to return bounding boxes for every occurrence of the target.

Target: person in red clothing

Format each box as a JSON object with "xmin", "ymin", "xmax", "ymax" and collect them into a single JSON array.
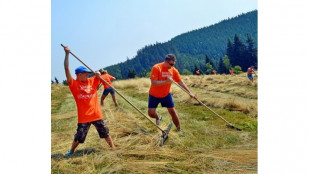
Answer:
[
  {"xmin": 196, "ymin": 69, "xmax": 200, "ymax": 75},
  {"xmin": 63, "ymin": 46, "xmax": 115, "ymax": 158},
  {"xmin": 213, "ymin": 70, "xmax": 217, "ymax": 75},
  {"xmin": 247, "ymin": 66, "xmax": 257, "ymax": 82},
  {"xmin": 148, "ymin": 54, "xmax": 196, "ymax": 132},
  {"xmin": 229, "ymin": 69, "xmax": 234, "ymax": 75},
  {"xmin": 99, "ymin": 69, "xmax": 119, "ymax": 107}
]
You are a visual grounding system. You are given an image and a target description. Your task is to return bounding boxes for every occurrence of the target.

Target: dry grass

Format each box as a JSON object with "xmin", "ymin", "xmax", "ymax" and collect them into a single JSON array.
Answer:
[{"xmin": 51, "ymin": 74, "xmax": 257, "ymax": 173}]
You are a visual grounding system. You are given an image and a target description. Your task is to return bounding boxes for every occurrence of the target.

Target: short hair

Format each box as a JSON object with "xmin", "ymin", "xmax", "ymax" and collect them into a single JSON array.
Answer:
[
  {"xmin": 99, "ymin": 68, "xmax": 107, "ymax": 74},
  {"xmin": 165, "ymin": 54, "xmax": 176, "ymax": 61}
]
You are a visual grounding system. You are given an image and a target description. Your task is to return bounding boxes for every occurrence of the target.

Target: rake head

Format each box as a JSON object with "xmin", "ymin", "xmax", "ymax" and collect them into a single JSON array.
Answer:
[
  {"xmin": 226, "ymin": 124, "xmax": 242, "ymax": 131},
  {"xmin": 160, "ymin": 123, "xmax": 173, "ymax": 146}
]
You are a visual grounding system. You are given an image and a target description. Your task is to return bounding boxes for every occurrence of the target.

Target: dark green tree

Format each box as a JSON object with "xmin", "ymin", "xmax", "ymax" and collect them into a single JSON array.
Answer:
[
  {"xmin": 139, "ymin": 70, "xmax": 147, "ymax": 77},
  {"xmin": 218, "ymin": 58, "xmax": 224, "ymax": 74},
  {"xmin": 226, "ymin": 38, "xmax": 234, "ymax": 65},
  {"xmin": 205, "ymin": 63, "xmax": 213, "ymax": 74},
  {"xmin": 205, "ymin": 54, "xmax": 216, "ymax": 70},
  {"xmin": 246, "ymin": 34, "xmax": 258, "ymax": 69},
  {"xmin": 62, "ymin": 80, "xmax": 68, "ymax": 86},
  {"xmin": 193, "ymin": 64, "xmax": 199, "ymax": 74},
  {"xmin": 222, "ymin": 55, "xmax": 232, "ymax": 74},
  {"xmin": 55, "ymin": 77, "xmax": 59, "ymax": 84},
  {"xmin": 233, "ymin": 34, "xmax": 247, "ymax": 67},
  {"xmin": 51, "ymin": 80, "xmax": 54, "ymax": 84},
  {"xmin": 182, "ymin": 69, "xmax": 192, "ymax": 75},
  {"xmin": 233, "ymin": 65, "xmax": 242, "ymax": 74},
  {"xmin": 128, "ymin": 69, "xmax": 137, "ymax": 78}
]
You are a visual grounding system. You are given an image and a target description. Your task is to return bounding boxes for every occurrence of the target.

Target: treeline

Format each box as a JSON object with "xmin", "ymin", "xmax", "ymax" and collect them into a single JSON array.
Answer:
[
  {"xmin": 51, "ymin": 77, "xmax": 68, "ymax": 85},
  {"xmin": 102, "ymin": 10, "xmax": 258, "ymax": 79},
  {"xmin": 200, "ymin": 33, "xmax": 257, "ymax": 75}
]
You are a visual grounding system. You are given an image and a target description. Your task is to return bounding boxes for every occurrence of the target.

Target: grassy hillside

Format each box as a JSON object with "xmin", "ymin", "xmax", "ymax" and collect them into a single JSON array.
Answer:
[{"xmin": 51, "ymin": 73, "xmax": 257, "ymax": 173}]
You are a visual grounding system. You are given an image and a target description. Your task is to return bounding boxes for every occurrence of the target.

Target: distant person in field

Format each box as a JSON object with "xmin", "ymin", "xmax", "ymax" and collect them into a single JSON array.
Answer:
[
  {"xmin": 63, "ymin": 46, "xmax": 115, "ymax": 158},
  {"xmin": 213, "ymin": 70, "xmax": 217, "ymax": 75},
  {"xmin": 247, "ymin": 66, "xmax": 257, "ymax": 82},
  {"xmin": 99, "ymin": 69, "xmax": 119, "ymax": 107},
  {"xmin": 229, "ymin": 69, "xmax": 234, "ymax": 75},
  {"xmin": 196, "ymin": 69, "xmax": 200, "ymax": 75},
  {"xmin": 148, "ymin": 54, "xmax": 196, "ymax": 132}
]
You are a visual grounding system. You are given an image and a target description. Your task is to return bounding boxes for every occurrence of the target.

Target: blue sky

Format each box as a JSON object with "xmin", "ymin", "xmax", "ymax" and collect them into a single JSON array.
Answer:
[{"xmin": 52, "ymin": 0, "xmax": 257, "ymax": 82}]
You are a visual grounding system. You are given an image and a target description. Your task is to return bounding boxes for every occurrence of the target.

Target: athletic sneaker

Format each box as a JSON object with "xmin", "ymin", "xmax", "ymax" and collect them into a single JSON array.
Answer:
[
  {"xmin": 64, "ymin": 150, "xmax": 73, "ymax": 158},
  {"xmin": 156, "ymin": 115, "xmax": 162, "ymax": 125},
  {"xmin": 178, "ymin": 129, "xmax": 183, "ymax": 133}
]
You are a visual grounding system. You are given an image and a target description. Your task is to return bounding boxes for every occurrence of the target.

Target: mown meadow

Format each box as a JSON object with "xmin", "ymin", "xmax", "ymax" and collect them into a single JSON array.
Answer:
[{"xmin": 51, "ymin": 73, "xmax": 257, "ymax": 173}]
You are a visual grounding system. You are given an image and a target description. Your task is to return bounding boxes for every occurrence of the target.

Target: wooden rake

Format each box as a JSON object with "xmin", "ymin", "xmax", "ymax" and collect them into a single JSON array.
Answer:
[
  {"xmin": 61, "ymin": 44, "xmax": 173, "ymax": 146},
  {"xmin": 172, "ymin": 80, "xmax": 242, "ymax": 131}
]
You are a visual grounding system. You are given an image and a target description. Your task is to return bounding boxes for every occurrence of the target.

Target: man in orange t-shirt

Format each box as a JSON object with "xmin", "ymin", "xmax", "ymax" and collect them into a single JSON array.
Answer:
[
  {"xmin": 148, "ymin": 54, "xmax": 196, "ymax": 132},
  {"xmin": 63, "ymin": 46, "xmax": 115, "ymax": 158},
  {"xmin": 99, "ymin": 69, "xmax": 119, "ymax": 107}
]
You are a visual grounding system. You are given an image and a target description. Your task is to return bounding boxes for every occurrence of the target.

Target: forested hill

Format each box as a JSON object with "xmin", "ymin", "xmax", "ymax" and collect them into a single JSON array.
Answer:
[{"xmin": 105, "ymin": 10, "xmax": 257, "ymax": 79}]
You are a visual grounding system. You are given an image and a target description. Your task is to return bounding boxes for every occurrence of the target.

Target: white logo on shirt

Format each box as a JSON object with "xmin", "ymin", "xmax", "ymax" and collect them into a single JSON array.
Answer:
[
  {"xmin": 162, "ymin": 72, "xmax": 172, "ymax": 77},
  {"xmin": 77, "ymin": 84, "xmax": 95, "ymax": 99}
]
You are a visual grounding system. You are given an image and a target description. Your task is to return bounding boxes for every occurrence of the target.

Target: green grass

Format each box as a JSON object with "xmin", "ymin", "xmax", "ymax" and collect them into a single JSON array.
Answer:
[{"xmin": 51, "ymin": 74, "xmax": 257, "ymax": 173}]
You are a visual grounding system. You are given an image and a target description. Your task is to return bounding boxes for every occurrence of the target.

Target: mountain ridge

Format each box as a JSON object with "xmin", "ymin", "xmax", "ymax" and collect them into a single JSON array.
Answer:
[{"xmin": 105, "ymin": 10, "xmax": 257, "ymax": 79}]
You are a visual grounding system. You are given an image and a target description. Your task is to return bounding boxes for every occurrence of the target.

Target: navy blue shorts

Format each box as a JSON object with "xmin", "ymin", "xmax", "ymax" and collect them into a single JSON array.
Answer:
[
  {"xmin": 103, "ymin": 87, "xmax": 115, "ymax": 96},
  {"xmin": 148, "ymin": 93, "xmax": 175, "ymax": 108}
]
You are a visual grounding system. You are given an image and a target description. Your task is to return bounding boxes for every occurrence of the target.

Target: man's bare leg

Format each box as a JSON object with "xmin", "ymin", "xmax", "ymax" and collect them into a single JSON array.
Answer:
[{"xmin": 167, "ymin": 107, "xmax": 181, "ymax": 130}]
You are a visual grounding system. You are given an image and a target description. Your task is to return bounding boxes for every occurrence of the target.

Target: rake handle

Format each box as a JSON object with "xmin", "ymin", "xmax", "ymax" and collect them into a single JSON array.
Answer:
[
  {"xmin": 61, "ymin": 44, "xmax": 165, "ymax": 132},
  {"xmin": 172, "ymin": 80, "xmax": 235, "ymax": 127}
]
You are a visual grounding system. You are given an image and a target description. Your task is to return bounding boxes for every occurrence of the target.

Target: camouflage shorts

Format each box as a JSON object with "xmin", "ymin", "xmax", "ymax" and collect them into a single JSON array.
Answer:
[{"xmin": 74, "ymin": 119, "xmax": 110, "ymax": 143}]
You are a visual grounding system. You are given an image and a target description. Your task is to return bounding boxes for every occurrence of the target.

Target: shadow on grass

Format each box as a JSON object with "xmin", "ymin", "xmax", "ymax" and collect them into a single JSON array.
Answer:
[{"xmin": 51, "ymin": 148, "xmax": 97, "ymax": 160}]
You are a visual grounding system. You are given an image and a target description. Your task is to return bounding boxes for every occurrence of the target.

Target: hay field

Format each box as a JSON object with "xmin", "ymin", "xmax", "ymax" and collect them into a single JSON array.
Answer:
[{"xmin": 51, "ymin": 73, "xmax": 257, "ymax": 173}]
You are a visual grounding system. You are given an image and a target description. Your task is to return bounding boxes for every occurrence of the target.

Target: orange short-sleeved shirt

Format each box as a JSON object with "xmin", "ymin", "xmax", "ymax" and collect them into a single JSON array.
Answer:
[
  {"xmin": 69, "ymin": 76, "xmax": 102, "ymax": 123},
  {"xmin": 149, "ymin": 62, "xmax": 181, "ymax": 98},
  {"xmin": 101, "ymin": 74, "xmax": 115, "ymax": 89}
]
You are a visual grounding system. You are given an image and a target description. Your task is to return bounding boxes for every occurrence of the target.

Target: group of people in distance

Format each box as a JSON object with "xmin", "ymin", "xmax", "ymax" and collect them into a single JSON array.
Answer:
[
  {"xmin": 61, "ymin": 45, "xmax": 257, "ymax": 157},
  {"xmin": 195, "ymin": 66, "xmax": 257, "ymax": 83}
]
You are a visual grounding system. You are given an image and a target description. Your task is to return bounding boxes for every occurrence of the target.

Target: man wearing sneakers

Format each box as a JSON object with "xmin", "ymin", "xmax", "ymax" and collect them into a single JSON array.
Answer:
[
  {"xmin": 99, "ymin": 69, "xmax": 119, "ymax": 107},
  {"xmin": 148, "ymin": 54, "xmax": 196, "ymax": 132},
  {"xmin": 63, "ymin": 46, "xmax": 115, "ymax": 158}
]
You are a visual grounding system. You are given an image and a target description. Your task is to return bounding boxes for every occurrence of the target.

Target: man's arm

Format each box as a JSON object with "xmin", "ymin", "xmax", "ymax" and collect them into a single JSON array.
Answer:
[
  {"xmin": 177, "ymin": 80, "xmax": 197, "ymax": 99},
  {"xmin": 109, "ymin": 75, "xmax": 116, "ymax": 81},
  {"xmin": 64, "ymin": 46, "xmax": 72, "ymax": 85},
  {"xmin": 150, "ymin": 65, "xmax": 172, "ymax": 86}
]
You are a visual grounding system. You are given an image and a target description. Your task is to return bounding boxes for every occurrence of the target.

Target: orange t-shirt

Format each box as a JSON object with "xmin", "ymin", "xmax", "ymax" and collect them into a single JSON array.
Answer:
[
  {"xmin": 100, "ymin": 74, "xmax": 115, "ymax": 89},
  {"xmin": 69, "ymin": 77, "xmax": 103, "ymax": 123},
  {"xmin": 149, "ymin": 62, "xmax": 181, "ymax": 98}
]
